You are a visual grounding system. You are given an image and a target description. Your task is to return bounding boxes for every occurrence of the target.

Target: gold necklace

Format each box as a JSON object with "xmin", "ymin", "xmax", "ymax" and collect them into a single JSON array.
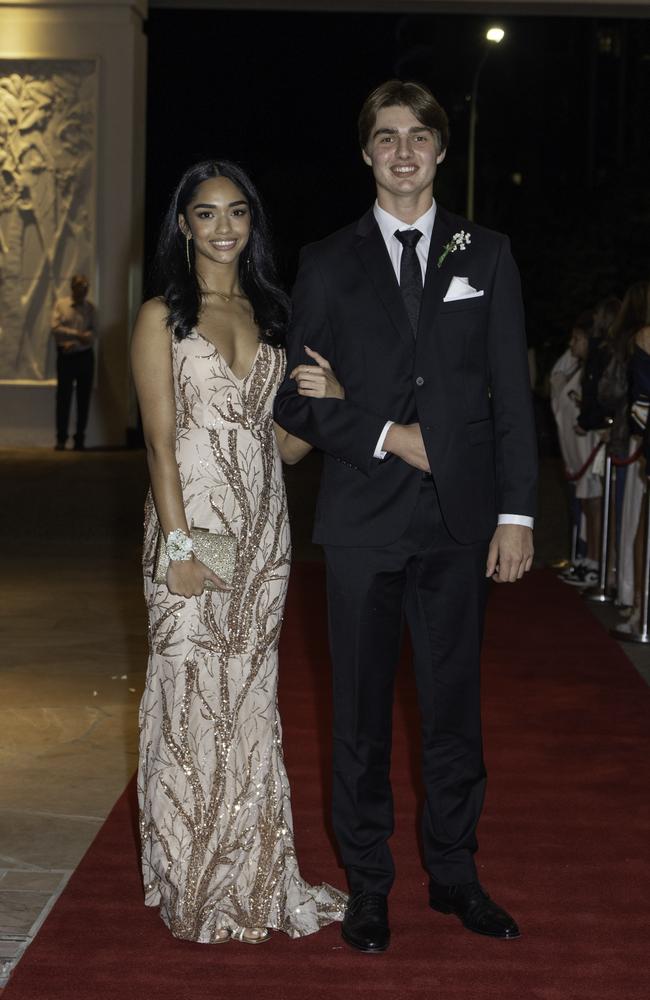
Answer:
[{"xmin": 213, "ymin": 290, "xmax": 244, "ymax": 304}]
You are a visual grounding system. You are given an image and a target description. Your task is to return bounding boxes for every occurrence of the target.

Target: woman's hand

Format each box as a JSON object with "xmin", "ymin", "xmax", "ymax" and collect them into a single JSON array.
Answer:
[
  {"xmin": 290, "ymin": 346, "xmax": 345, "ymax": 399},
  {"xmin": 274, "ymin": 346, "xmax": 344, "ymax": 466},
  {"xmin": 166, "ymin": 556, "xmax": 230, "ymax": 597}
]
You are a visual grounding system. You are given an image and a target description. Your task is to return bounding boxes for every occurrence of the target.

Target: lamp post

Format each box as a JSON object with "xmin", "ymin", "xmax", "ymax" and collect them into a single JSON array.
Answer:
[{"xmin": 466, "ymin": 26, "xmax": 505, "ymax": 221}]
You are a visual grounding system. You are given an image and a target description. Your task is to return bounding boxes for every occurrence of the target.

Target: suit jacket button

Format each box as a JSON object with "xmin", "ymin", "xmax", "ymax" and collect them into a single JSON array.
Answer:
[{"xmin": 415, "ymin": 376, "xmax": 425, "ymax": 386}]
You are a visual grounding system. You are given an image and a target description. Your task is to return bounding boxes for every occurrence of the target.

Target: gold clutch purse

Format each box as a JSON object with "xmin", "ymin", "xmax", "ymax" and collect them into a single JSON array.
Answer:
[{"xmin": 154, "ymin": 527, "xmax": 237, "ymax": 590}]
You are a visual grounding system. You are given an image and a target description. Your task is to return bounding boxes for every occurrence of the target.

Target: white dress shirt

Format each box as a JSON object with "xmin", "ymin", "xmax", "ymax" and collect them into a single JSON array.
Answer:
[
  {"xmin": 373, "ymin": 199, "xmax": 435, "ymax": 286},
  {"xmin": 370, "ymin": 200, "xmax": 533, "ymax": 530},
  {"xmin": 51, "ymin": 297, "xmax": 96, "ymax": 354}
]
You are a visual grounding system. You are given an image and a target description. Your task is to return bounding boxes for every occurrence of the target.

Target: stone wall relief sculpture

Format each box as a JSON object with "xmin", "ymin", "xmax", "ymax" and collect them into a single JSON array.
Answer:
[{"xmin": 0, "ymin": 60, "xmax": 96, "ymax": 382}]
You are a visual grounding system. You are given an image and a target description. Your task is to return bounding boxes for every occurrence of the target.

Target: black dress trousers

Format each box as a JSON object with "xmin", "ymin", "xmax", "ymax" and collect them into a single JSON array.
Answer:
[
  {"xmin": 324, "ymin": 479, "xmax": 490, "ymax": 895},
  {"xmin": 56, "ymin": 348, "xmax": 94, "ymax": 444}
]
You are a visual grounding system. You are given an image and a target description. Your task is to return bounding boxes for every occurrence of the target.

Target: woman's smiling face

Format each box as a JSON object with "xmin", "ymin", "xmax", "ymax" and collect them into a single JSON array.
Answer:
[{"xmin": 180, "ymin": 176, "xmax": 251, "ymax": 267}]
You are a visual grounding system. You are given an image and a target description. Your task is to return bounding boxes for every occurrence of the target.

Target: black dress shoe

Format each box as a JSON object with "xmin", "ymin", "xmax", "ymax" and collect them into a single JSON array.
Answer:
[
  {"xmin": 429, "ymin": 880, "xmax": 520, "ymax": 939},
  {"xmin": 341, "ymin": 892, "xmax": 390, "ymax": 953}
]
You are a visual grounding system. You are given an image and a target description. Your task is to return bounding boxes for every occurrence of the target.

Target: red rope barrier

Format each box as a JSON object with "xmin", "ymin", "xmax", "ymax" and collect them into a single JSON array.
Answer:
[
  {"xmin": 565, "ymin": 442, "xmax": 604, "ymax": 482},
  {"xmin": 565, "ymin": 441, "xmax": 644, "ymax": 481},
  {"xmin": 612, "ymin": 444, "xmax": 643, "ymax": 467}
]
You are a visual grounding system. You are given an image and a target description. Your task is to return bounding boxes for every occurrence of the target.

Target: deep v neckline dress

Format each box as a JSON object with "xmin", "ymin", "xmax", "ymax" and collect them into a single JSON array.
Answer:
[{"xmin": 138, "ymin": 332, "xmax": 346, "ymax": 941}]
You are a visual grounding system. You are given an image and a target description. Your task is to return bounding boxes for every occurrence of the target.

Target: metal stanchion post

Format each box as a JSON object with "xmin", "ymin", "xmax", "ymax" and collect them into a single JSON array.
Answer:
[
  {"xmin": 570, "ymin": 515, "xmax": 578, "ymax": 566},
  {"xmin": 584, "ymin": 452, "xmax": 614, "ymax": 603},
  {"xmin": 611, "ymin": 474, "xmax": 650, "ymax": 644},
  {"xmin": 611, "ymin": 466, "xmax": 618, "ymax": 594}
]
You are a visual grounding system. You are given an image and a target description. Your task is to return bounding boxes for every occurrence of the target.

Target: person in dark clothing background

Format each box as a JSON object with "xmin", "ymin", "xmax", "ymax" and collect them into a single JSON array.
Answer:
[
  {"xmin": 51, "ymin": 274, "xmax": 96, "ymax": 451},
  {"xmin": 577, "ymin": 297, "xmax": 621, "ymax": 436}
]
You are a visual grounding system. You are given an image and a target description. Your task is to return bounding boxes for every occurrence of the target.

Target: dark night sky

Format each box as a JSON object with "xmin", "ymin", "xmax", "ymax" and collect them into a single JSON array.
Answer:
[{"xmin": 144, "ymin": 9, "xmax": 650, "ymax": 354}]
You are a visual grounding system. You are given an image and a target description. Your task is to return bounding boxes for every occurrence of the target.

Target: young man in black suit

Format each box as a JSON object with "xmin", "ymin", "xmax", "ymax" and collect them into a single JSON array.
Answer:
[{"xmin": 274, "ymin": 80, "xmax": 537, "ymax": 953}]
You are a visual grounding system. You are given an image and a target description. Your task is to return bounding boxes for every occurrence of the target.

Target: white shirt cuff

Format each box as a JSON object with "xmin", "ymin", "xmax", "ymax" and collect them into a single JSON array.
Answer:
[
  {"xmin": 498, "ymin": 514, "xmax": 534, "ymax": 529},
  {"xmin": 374, "ymin": 421, "xmax": 394, "ymax": 460}
]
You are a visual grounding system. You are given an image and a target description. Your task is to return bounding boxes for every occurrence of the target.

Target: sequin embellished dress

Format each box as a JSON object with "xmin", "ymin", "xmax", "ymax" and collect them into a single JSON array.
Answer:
[{"xmin": 138, "ymin": 331, "xmax": 346, "ymax": 942}]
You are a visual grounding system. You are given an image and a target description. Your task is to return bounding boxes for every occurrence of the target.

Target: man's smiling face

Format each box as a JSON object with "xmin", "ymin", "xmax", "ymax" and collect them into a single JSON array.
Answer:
[{"xmin": 362, "ymin": 104, "xmax": 446, "ymax": 206}]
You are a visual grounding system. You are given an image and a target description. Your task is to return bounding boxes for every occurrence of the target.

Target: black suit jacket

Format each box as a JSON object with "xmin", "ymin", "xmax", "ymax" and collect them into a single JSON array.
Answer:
[{"xmin": 274, "ymin": 205, "xmax": 538, "ymax": 547}]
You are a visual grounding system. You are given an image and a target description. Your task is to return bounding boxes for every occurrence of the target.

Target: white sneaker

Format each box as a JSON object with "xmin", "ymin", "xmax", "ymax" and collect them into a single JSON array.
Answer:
[
  {"xmin": 617, "ymin": 608, "xmax": 641, "ymax": 634},
  {"xmin": 559, "ymin": 562, "xmax": 599, "ymax": 587},
  {"xmin": 558, "ymin": 561, "xmax": 585, "ymax": 582}
]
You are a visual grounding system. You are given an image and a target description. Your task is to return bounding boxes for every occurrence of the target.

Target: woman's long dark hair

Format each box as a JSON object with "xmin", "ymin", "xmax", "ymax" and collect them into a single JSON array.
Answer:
[
  {"xmin": 591, "ymin": 296, "xmax": 621, "ymax": 342},
  {"xmin": 611, "ymin": 281, "xmax": 650, "ymax": 360},
  {"xmin": 150, "ymin": 160, "xmax": 289, "ymax": 346}
]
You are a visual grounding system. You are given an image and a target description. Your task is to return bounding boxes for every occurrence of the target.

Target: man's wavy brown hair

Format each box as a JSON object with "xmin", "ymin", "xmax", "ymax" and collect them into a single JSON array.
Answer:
[{"xmin": 358, "ymin": 80, "xmax": 450, "ymax": 154}]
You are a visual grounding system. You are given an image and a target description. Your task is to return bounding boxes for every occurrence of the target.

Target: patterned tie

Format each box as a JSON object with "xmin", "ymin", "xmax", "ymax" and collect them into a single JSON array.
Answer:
[{"xmin": 395, "ymin": 229, "xmax": 423, "ymax": 334}]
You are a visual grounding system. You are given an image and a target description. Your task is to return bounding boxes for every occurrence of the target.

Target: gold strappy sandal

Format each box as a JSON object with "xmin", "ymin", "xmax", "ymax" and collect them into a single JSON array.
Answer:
[{"xmin": 231, "ymin": 927, "xmax": 271, "ymax": 945}]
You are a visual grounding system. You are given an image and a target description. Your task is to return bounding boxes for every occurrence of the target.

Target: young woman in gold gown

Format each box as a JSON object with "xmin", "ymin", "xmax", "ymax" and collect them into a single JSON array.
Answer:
[{"xmin": 131, "ymin": 161, "xmax": 346, "ymax": 945}]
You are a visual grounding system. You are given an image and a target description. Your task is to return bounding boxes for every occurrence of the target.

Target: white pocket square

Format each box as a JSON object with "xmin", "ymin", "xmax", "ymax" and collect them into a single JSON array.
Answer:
[{"xmin": 443, "ymin": 276, "xmax": 484, "ymax": 302}]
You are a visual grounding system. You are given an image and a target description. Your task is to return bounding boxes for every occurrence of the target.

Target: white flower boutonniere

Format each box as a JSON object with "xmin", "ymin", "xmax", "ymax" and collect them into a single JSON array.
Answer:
[{"xmin": 437, "ymin": 230, "xmax": 472, "ymax": 269}]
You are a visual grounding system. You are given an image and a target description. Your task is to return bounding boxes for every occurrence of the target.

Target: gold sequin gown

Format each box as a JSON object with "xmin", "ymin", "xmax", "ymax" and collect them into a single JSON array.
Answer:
[{"xmin": 138, "ymin": 331, "xmax": 346, "ymax": 942}]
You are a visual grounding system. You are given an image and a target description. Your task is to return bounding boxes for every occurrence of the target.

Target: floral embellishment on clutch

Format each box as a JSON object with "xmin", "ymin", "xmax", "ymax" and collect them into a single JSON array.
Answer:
[{"xmin": 437, "ymin": 230, "xmax": 471, "ymax": 268}]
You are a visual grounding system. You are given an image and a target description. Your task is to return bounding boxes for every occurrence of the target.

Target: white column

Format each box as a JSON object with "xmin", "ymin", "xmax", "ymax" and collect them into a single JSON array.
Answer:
[{"xmin": 0, "ymin": 0, "xmax": 147, "ymax": 447}]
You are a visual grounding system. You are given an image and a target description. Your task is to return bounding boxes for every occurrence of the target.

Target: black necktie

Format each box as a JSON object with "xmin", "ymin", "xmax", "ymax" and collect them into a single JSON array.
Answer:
[{"xmin": 394, "ymin": 229, "xmax": 423, "ymax": 334}]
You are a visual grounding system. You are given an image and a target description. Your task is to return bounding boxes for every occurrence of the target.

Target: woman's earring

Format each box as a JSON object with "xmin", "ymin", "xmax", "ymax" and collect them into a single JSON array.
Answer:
[{"xmin": 185, "ymin": 234, "xmax": 192, "ymax": 273}]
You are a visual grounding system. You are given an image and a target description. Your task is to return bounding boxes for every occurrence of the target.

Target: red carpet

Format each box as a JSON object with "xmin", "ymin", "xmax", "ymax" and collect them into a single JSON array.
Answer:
[{"xmin": 4, "ymin": 568, "xmax": 650, "ymax": 1000}]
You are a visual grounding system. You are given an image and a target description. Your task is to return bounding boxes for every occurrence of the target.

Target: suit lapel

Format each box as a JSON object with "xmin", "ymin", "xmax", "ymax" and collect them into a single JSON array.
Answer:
[
  {"xmin": 417, "ymin": 206, "xmax": 455, "ymax": 337},
  {"xmin": 354, "ymin": 210, "xmax": 413, "ymax": 347}
]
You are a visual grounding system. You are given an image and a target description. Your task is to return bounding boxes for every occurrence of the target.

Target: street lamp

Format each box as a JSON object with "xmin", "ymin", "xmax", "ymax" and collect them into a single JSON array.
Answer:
[
  {"xmin": 486, "ymin": 27, "xmax": 505, "ymax": 44},
  {"xmin": 466, "ymin": 26, "xmax": 505, "ymax": 221}
]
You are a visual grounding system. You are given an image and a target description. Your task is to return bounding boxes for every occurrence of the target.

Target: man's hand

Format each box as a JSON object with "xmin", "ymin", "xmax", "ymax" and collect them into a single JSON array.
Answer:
[
  {"xmin": 486, "ymin": 524, "xmax": 534, "ymax": 583},
  {"xmin": 384, "ymin": 423, "xmax": 430, "ymax": 472}
]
